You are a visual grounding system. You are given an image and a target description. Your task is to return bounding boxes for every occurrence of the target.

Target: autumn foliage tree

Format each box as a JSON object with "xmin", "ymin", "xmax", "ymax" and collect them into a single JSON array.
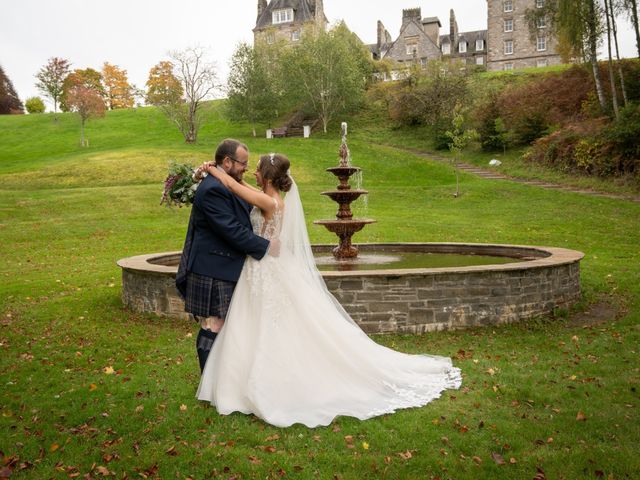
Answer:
[
  {"xmin": 66, "ymin": 86, "xmax": 106, "ymax": 146},
  {"xmin": 145, "ymin": 61, "xmax": 183, "ymax": 106},
  {"xmin": 35, "ymin": 57, "xmax": 71, "ymax": 113},
  {"xmin": 60, "ymin": 68, "xmax": 105, "ymax": 112},
  {"xmin": 0, "ymin": 64, "xmax": 24, "ymax": 114},
  {"xmin": 101, "ymin": 62, "xmax": 134, "ymax": 109}
]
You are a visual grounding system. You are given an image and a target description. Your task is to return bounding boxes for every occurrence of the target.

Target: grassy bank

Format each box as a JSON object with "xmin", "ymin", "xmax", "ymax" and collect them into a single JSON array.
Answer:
[{"xmin": 1, "ymin": 104, "xmax": 638, "ymax": 479}]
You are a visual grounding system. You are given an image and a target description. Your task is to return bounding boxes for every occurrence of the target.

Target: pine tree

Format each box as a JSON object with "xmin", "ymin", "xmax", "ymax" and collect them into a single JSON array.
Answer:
[{"xmin": 0, "ymin": 64, "xmax": 24, "ymax": 114}]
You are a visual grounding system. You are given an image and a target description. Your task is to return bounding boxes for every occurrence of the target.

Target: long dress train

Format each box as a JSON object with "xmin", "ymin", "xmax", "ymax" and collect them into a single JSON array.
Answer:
[{"xmin": 197, "ymin": 181, "xmax": 461, "ymax": 428}]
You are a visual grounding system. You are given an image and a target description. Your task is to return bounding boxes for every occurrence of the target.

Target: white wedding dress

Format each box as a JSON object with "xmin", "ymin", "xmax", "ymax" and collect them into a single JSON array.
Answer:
[{"xmin": 197, "ymin": 180, "xmax": 461, "ymax": 428}]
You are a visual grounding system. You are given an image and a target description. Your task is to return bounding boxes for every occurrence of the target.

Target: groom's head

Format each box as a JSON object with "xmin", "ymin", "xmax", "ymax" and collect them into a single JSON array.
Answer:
[{"xmin": 215, "ymin": 139, "xmax": 249, "ymax": 182}]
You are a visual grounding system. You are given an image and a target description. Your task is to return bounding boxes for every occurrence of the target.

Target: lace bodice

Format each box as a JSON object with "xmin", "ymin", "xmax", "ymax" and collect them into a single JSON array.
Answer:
[{"xmin": 250, "ymin": 200, "xmax": 282, "ymax": 241}]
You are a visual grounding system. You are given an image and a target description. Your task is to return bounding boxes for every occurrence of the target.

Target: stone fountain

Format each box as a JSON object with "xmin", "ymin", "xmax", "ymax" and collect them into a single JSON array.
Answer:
[
  {"xmin": 117, "ymin": 124, "xmax": 585, "ymax": 334},
  {"xmin": 313, "ymin": 123, "xmax": 375, "ymax": 259}
]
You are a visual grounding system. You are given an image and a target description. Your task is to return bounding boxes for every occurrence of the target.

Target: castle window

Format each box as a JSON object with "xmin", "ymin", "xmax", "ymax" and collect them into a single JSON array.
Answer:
[
  {"xmin": 475, "ymin": 56, "xmax": 484, "ymax": 65},
  {"xmin": 442, "ymin": 43, "xmax": 451, "ymax": 55},
  {"xmin": 476, "ymin": 39, "xmax": 484, "ymax": 51},
  {"xmin": 504, "ymin": 19, "xmax": 513, "ymax": 32},
  {"xmin": 405, "ymin": 36, "xmax": 419, "ymax": 56},
  {"xmin": 504, "ymin": 63, "xmax": 514, "ymax": 71},
  {"xmin": 536, "ymin": 0, "xmax": 545, "ymax": 7},
  {"xmin": 504, "ymin": 0, "xmax": 513, "ymax": 13},
  {"xmin": 272, "ymin": 8, "xmax": 293, "ymax": 24},
  {"xmin": 537, "ymin": 17, "xmax": 546, "ymax": 28},
  {"xmin": 459, "ymin": 41, "xmax": 467, "ymax": 53},
  {"xmin": 504, "ymin": 40, "xmax": 514, "ymax": 55},
  {"xmin": 292, "ymin": 30, "xmax": 300, "ymax": 41},
  {"xmin": 537, "ymin": 36, "xmax": 547, "ymax": 51}
]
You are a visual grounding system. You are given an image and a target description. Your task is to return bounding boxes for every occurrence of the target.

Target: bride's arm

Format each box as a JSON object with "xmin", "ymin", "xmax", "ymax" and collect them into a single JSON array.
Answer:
[{"xmin": 204, "ymin": 163, "xmax": 276, "ymax": 213}]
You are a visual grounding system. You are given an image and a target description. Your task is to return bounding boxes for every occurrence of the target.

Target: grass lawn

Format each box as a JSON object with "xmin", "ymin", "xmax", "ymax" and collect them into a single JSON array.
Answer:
[{"xmin": 1, "ymin": 103, "xmax": 639, "ymax": 479}]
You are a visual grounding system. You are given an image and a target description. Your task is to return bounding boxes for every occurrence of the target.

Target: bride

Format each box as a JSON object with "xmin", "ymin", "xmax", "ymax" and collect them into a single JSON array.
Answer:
[{"xmin": 196, "ymin": 153, "xmax": 461, "ymax": 428}]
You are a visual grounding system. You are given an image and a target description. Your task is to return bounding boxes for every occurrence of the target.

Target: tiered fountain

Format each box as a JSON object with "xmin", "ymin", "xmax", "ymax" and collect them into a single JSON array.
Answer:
[
  {"xmin": 314, "ymin": 123, "xmax": 375, "ymax": 259},
  {"xmin": 117, "ymin": 123, "xmax": 584, "ymax": 333}
]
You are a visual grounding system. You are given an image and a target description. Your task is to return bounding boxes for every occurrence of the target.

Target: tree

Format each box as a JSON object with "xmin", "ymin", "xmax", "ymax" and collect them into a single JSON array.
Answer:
[
  {"xmin": 66, "ymin": 86, "xmax": 106, "ymax": 146},
  {"xmin": 389, "ymin": 60, "xmax": 470, "ymax": 149},
  {"xmin": 60, "ymin": 68, "xmax": 105, "ymax": 112},
  {"xmin": 149, "ymin": 48, "xmax": 219, "ymax": 143},
  {"xmin": 446, "ymin": 103, "xmax": 478, "ymax": 198},
  {"xmin": 171, "ymin": 47, "xmax": 219, "ymax": 143},
  {"xmin": 225, "ymin": 42, "xmax": 281, "ymax": 136},
  {"xmin": 283, "ymin": 22, "xmax": 371, "ymax": 133},
  {"xmin": 527, "ymin": 0, "xmax": 607, "ymax": 111},
  {"xmin": 0, "ymin": 64, "xmax": 24, "ymax": 114},
  {"xmin": 35, "ymin": 57, "xmax": 71, "ymax": 113},
  {"xmin": 101, "ymin": 62, "xmax": 134, "ymax": 109},
  {"xmin": 145, "ymin": 61, "xmax": 183, "ymax": 106},
  {"xmin": 25, "ymin": 97, "xmax": 46, "ymax": 114}
]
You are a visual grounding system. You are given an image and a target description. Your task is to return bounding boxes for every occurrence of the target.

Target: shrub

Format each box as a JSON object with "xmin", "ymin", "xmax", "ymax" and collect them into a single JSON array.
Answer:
[
  {"xmin": 602, "ymin": 103, "xmax": 640, "ymax": 175},
  {"xmin": 25, "ymin": 96, "xmax": 46, "ymax": 114},
  {"xmin": 497, "ymin": 66, "xmax": 594, "ymax": 145}
]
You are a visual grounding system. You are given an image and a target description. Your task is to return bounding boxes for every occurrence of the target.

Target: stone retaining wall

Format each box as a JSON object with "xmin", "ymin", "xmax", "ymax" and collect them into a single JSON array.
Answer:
[{"xmin": 117, "ymin": 244, "xmax": 583, "ymax": 334}]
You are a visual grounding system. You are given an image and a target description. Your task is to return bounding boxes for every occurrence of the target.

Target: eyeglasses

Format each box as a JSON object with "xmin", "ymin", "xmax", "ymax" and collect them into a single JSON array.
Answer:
[{"xmin": 227, "ymin": 155, "xmax": 248, "ymax": 167}]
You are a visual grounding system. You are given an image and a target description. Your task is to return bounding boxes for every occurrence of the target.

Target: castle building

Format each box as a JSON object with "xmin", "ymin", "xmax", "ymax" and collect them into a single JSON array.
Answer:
[
  {"xmin": 369, "ymin": 2, "xmax": 560, "ymax": 71},
  {"xmin": 486, "ymin": 0, "xmax": 561, "ymax": 70},
  {"xmin": 253, "ymin": 0, "xmax": 328, "ymax": 45}
]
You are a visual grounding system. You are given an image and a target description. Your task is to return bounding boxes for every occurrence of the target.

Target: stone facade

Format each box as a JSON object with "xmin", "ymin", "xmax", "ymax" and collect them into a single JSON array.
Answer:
[
  {"xmin": 253, "ymin": 0, "xmax": 327, "ymax": 45},
  {"xmin": 486, "ymin": 0, "xmax": 561, "ymax": 70},
  {"xmin": 370, "ymin": 3, "xmax": 560, "ymax": 71}
]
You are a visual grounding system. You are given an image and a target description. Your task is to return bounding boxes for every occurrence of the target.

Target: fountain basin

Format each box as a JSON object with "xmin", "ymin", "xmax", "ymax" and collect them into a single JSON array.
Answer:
[{"xmin": 117, "ymin": 243, "xmax": 583, "ymax": 334}]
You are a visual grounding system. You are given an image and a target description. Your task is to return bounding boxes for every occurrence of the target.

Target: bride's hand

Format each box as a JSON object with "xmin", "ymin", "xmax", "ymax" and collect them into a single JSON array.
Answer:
[
  {"xmin": 192, "ymin": 161, "xmax": 215, "ymax": 182},
  {"xmin": 202, "ymin": 162, "xmax": 235, "ymax": 188}
]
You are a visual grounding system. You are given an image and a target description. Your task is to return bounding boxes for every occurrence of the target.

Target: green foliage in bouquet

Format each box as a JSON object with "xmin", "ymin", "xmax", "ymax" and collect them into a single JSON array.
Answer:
[{"xmin": 160, "ymin": 161, "xmax": 198, "ymax": 207}]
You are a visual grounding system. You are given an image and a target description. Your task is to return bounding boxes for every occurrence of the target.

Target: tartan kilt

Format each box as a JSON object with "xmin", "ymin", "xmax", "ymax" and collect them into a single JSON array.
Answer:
[{"xmin": 184, "ymin": 272, "xmax": 236, "ymax": 319}]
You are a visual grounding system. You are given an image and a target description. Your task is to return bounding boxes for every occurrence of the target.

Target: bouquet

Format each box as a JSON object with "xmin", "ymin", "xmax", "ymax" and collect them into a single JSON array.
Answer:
[{"xmin": 160, "ymin": 161, "xmax": 204, "ymax": 207}]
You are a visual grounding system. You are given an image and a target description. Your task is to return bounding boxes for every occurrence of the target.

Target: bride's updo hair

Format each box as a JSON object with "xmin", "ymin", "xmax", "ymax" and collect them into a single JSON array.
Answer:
[{"xmin": 259, "ymin": 153, "xmax": 292, "ymax": 192}]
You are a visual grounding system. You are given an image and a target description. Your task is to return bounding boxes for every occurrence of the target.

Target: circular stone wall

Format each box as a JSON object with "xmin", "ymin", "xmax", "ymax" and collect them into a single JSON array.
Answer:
[{"xmin": 116, "ymin": 243, "xmax": 584, "ymax": 334}]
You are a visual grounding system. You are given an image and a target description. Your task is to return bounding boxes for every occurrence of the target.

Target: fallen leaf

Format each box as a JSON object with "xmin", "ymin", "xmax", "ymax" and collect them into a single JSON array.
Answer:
[
  {"xmin": 135, "ymin": 405, "xmax": 144, "ymax": 413},
  {"xmin": 89, "ymin": 384, "xmax": 97, "ymax": 391},
  {"xmin": 576, "ymin": 411, "xmax": 587, "ymax": 421},
  {"xmin": 165, "ymin": 446, "xmax": 178, "ymax": 456},
  {"xmin": 265, "ymin": 434, "xmax": 280, "ymax": 442},
  {"xmin": 487, "ymin": 368, "xmax": 496, "ymax": 376},
  {"xmin": 398, "ymin": 450, "xmax": 413, "ymax": 460},
  {"xmin": 103, "ymin": 366, "xmax": 115, "ymax": 375},
  {"xmin": 509, "ymin": 457, "xmax": 517, "ymax": 464},
  {"xmin": 247, "ymin": 455, "xmax": 261, "ymax": 465},
  {"xmin": 95, "ymin": 465, "xmax": 111, "ymax": 476},
  {"xmin": 179, "ymin": 404, "xmax": 187, "ymax": 412},
  {"xmin": 472, "ymin": 456, "xmax": 482, "ymax": 464},
  {"xmin": 362, "ymin": 442, "xmax": 369, "ymax": 450},
  {"xmin": 491, "ymin": 452, "xmax": 506, "ymax": 465},
  {"xmin": 50, "ymin": 443, "xmax": 59, "ymax": 452}
]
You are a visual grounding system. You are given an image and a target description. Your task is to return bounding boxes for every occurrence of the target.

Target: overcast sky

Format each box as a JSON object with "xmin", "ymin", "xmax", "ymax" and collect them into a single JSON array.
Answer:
[{"xmin": 2, "ymin": 0, "xmax": 637, "ymax": 110}]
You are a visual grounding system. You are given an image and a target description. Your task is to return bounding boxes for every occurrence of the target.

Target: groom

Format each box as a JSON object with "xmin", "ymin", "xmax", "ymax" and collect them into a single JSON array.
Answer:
[{"xmin": 176, "ymin": 139, "xmax": 271, "ymax": 372}]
